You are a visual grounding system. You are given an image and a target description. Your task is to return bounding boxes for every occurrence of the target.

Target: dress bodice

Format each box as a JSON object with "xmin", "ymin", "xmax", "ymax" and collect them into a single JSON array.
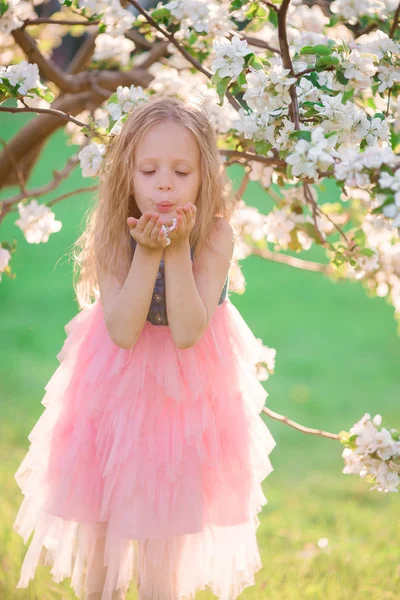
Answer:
[{"xmin": 130, "ymin": 237, "xmax": 229, "ymax": 326}]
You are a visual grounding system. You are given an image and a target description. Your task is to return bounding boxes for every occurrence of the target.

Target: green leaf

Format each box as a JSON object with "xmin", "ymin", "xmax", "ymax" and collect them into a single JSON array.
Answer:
[
  {"xmin": 353, "ymin": 228, "xmax": 366, "ymax": 247},
  {"xmin": 360, "ymin": 248, "xmax": 375, "ymax": 257},
  {"xmin": 216, "ymin": 76, "xmax": 231, "ymax": 106},
  {"xmin": 98, "ymin": 22, "xmax": 107, "ymax": 33},
  {"xmin": 41, "ymin": 90, "xmax": 55, "ymax": 103},
  {"xmin": 248, "ymin": 54, "xmax": 265, "ymax": 70},
  {"xmin": 150, "ymin": 7, "xmax": 170, "ymax": 20},
  {"xmin": 336, "ymin": 70, "xmax": 349, "ymax": 85},
  {"xmin": 300, "ymin": 44, "xmax": 333, "ymax": 56},
  {"xmin": 229, "ymin": 0, "xmax": 248, "ymax": 12},
  {"xmin": 268, "ymin": 7, "xmax": 278, "ymax": 27},
  {"xmin": 289, "ymin": 130, "xmax": 312, "ymax": 142},
  {"xmin": 237, "ymin": 70, "xmax": 247, "ymax": 87},
  {"xmin": 254, "ymin": 140, "xmax": 272, "ymax": 155},
  {"xmin": 342, "ymin": 89, "xmax": 354, "ymax": 103},
  {"xmin": 0, "ymin": 0, "xmax": 8, "ymax": 17},
  {"xmin": 315, "ymin": 55, "xmax": 339, "ymax": 69},
  {"xmin": 211, "ymin": 72, "xmax": 222, "ymax": 85}
]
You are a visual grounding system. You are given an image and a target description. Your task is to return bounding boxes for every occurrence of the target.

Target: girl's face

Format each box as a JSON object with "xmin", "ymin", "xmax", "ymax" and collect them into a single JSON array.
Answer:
[{"xmin": 132, "ymin": 119, "xmax": 201, "ymax": 224}]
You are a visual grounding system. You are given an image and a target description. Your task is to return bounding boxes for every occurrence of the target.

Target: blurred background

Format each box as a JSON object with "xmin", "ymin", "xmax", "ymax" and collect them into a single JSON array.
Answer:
[{"xmin": 1, "ymin": 1, "xmax": 400, "ymax": 597}]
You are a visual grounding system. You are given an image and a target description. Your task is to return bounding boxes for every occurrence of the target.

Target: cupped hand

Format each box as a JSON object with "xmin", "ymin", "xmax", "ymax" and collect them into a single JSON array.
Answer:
[
  {"xmin": 127, "ymin": 212, "xmax": 170, "ymax": 252},
  {"xmin": 166, "ymin": 203, "xmax": 197, "ymax": 249}
]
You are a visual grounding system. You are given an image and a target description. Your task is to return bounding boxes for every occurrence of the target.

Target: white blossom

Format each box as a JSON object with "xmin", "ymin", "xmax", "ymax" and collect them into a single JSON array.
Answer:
[
  {"xmin": 0, "ymin": 60, "xmax": 43, "ymax": 96},
  {"xmin": 254, "ymin": 338, "xmax": 276, "ymax": 381},
  {"xmin": 107, "ymin": 85, "xmax": 147, "ymax": 121},
  {"xmin": 15, "ymin": 199, "xmax": 62, "ymax": 244},
  {"xmin": 377, "ymin": 64, "xmax": 400, "ymax": 93},
  {"xmin": 248, "ymin": 161, "xmax": 276, "ymax": 187},
  {"xmin": 330, "ymin": 0, "xmax": 386, "ymax": 25},
  {"xmin": 0, "ymin": 0, "xmax": 35, "ymax": 34},
  {"xmin": 0, "ymin": 247, "xmax": 11, "ymax": 282},
  {"xmin": 93, "ymin": 34, "xmax": 135, "ymax": 66},
  {"xmin": 165, "ymin": 0, "xmax": 233, "ymax": 38},
  {"xmin": 342, "ymin": 413, "xmax": 400, "ymax": 493},
  {"xmin": 211, "ymin": 35, "xmax": 249, "ymax": 80},
  {"xmin": 340, "ymin": 49, "xmax": 378, "ymax": 92},
  {"xmin": 286, "ymin": 127, "xmax": 338, "ymax": 178},
  {"xmin": 264, "ymin": 208, "xmax": 305, "ymax": 248},
  {"xmin": 234, "ymin": 109, "xmax": 276, "ymax": 144},
  {"xmin": 78, "ymin": 143, "xmax": 106, "ymax": 177},
  {"xmin": 243, "ymin": 64, "xmax": 296, "ymax": 113},
  {"xmin": 354, "ymin": 30, "xmax": 400, "ymax": 60}
]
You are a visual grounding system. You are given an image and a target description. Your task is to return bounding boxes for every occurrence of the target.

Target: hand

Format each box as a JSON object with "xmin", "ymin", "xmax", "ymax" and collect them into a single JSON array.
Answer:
[
  {"xmin": 127, "ymin": 212, "xmax": 170, "ymax": 252},
  {"xmin": 166, "ymin": 202, "xmax": 197, "ymax": 249}
]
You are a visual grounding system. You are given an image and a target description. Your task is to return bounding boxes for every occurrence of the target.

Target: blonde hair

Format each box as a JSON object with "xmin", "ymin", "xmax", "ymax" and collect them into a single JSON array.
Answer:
[{"xmin": 71, "ymin": 95, "xmax": 238, "ymax": 308}]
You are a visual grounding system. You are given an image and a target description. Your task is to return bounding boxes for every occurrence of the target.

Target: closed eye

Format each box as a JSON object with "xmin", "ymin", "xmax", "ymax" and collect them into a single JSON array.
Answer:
[{"xmin": 141, "ymin": 170, "xmax": 189, "ymax": 176}]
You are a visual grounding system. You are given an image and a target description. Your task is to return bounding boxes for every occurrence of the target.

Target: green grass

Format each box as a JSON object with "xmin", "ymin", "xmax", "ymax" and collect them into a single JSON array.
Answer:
[{"xmin": 0, "ymin": 112, "xmax": 399, "ymax": 599}]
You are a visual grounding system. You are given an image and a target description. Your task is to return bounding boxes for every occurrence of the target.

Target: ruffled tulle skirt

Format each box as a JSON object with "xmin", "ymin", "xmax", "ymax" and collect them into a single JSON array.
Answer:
[{"xmin": 13, "ymin": 297, "xmax": 276, "ymax": 600}]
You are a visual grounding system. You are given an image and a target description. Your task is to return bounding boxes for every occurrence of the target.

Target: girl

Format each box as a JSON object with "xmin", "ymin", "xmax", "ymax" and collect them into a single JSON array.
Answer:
[{"xmin": 13, "ymin": 96, "xmax": 277, "ymax": 600}]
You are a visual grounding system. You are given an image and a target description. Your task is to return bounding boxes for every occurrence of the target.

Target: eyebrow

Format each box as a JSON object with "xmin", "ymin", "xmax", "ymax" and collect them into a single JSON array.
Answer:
[{"xmin": 137, "ymin": 157, "xmax": 194, "ymax": 165}]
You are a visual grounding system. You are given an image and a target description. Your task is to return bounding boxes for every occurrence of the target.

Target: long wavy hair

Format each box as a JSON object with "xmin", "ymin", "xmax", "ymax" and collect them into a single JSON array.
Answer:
[{"xmin": 71, "ymin": 95, "xmax": 239, "ymax": 309}]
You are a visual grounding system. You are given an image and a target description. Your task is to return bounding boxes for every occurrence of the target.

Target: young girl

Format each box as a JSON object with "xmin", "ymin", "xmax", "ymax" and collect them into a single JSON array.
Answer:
[{"xmin": 13, "ymin": 95, "xmax": 277, "ymax": 600}]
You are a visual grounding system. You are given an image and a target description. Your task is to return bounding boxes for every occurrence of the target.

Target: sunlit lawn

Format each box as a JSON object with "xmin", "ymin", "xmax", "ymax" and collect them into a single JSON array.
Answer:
[{"xmin": 0, "ymin": 113, "xmax": 399, "ymax": 599}]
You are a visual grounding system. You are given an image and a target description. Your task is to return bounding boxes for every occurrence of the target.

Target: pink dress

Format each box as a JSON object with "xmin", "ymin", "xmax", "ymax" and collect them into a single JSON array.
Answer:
[{"xmin": 13, "ymin": 258, "xmax": 277, "ymax": 600}]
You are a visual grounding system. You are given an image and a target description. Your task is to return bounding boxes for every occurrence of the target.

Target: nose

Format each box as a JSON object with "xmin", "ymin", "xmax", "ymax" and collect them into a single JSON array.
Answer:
[{"xmin": 157, "ymin": 180, "xmax": 172, "ymax": 191}]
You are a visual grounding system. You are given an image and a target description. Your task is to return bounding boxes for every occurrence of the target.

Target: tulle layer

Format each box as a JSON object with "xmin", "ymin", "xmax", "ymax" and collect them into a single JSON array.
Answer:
[{"xmin": 13, "ymin": 298, "xmax": 277, "ymax": 600}]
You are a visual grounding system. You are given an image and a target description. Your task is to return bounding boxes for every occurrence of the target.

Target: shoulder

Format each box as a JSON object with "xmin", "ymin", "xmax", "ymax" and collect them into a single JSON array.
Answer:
[{"xmin": 207, "ymin": 216, "xmax": 235, "ymax": 260}]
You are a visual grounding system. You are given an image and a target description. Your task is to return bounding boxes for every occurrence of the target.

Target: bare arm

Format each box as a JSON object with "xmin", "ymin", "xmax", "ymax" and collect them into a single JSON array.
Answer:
[
  {"xmin": 96, "ymin": 243, "xmax": 163, "ymax": 349},
  {"xmin": 164, "ymin": 217, "xmax": 234, "ymax": 349}
]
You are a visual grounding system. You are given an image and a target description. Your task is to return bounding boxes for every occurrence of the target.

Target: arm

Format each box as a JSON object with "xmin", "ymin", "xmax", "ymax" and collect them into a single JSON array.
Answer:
[
  {"xmin": 164, "ymin": 217, "xmax": 234, "ymax": 349},
  {"xmin": 96, "ymin": 243, "xmax": 163, "ymax": 349}
]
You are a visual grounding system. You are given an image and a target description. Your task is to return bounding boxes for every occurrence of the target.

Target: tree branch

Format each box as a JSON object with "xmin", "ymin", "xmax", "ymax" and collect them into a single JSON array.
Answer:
[
  {"xmin": 66, "ymin": 32, "xmax": 98, "ymax": 74},
  {"xmin": 260, "ymin": 0, "xmax": 279, "ymax": 13},
  {"xmin": 0, "ymin": 155, "xmax": 80, "ymax": 209},
  {"xmin": 222, "ymin": 149, "xmax": 286, "ymax": 168},
  {"xmin": 261, "ymin": 405, "xmax": 340, "ymax": 440},
  {"xmin": 21, "ymin": 18, "xmax": 100, "ymax": 28},
  {"xmin": 277, "ymin": 0, "xmax": 301, "ymax": 129},
  {"xmin": 126, "ymin": 0, "xmax": 242, "ymax": 112},
  {"xmin": 236, "ymin": 33, "xmax": 281, "ymax": 55},
  {"xmin": 0, "ymin": 67, "xmax": 153, "ymax": 190},
  {"xmin": 252, "ymin": 245, "xmax": 330, "ymax": 272},
  {"xmin": 390, "ymin": 1, "xmax": 400, "ymax": 38},
  {"xmin": 0, "ymin": 104, "xmax": 88, "ymax": 128}
]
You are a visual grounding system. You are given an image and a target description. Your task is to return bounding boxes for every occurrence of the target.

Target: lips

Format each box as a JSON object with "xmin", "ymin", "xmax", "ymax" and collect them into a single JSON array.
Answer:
[{"xmin": 156, "ymin": 202, "xmax": 175, "ymax": 213}]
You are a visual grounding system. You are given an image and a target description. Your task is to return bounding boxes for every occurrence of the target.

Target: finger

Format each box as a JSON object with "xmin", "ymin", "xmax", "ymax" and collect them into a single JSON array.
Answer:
[
  {"xmin": 150, "ymin": 218, "xmax": 162, "ymax": 240},
  {"xmin": 136, "ymin": 213, "xmax": 152, "ymax": 233},
  {"xmin": 143, "ymin": 213, "xmax": 158, "ymax": 236}
]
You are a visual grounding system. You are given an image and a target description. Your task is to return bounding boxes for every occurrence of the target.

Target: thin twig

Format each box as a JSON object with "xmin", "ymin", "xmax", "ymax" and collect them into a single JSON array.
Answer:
[
  {"xmin": 0, "ymin": 104, "xmax": 88, "ymax": 128},
  {"xmin": 21, "ymin": 18, "xmax": 100, "ymax": 28},
  {"xmin": 261, "ymin": 405, "xmax": 340, "ymax": 440},
  {"xmin": 47, "ymin": 185, "xmax": 98, "ymax": 207},
  {"xmin": 222, "ymin": 149, "xmax": 286, "ymax": 168},
  {"xmin": 303, "ymin": 182, "xmax": 327, "ymax": 246},
  {"xmin": 238, "ymin": 33, "xmax": 281, "ymax": 55},
  {"xmin": 259, "ymin": 0, "xmax": 279, "ymax": 12},
  {"xmin": 277, "ymin": 0, "xmax": 301, "ymax": 129},
  {"xmin": 390, "ymin": 2, "xmax": 400, "ymax": 38},
  {"xmin": 252, "ymin": 246, "xmax": 329, "ymax": 272},
  {"xmin": 0, "ymin": 155, "xmax": 80, "ymax": 208}
]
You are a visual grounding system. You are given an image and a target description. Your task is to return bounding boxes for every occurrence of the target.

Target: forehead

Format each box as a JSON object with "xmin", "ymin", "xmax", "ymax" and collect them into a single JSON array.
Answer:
[{"xmin": 135, "ymin": 120, "xmax": 200, "ymax": 163}]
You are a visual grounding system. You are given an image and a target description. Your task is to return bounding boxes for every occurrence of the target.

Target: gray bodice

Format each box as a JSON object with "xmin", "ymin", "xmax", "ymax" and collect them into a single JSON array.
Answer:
[{"xmin": 130, "ymin": 237, "xmax": 229, "ymax": 326}]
